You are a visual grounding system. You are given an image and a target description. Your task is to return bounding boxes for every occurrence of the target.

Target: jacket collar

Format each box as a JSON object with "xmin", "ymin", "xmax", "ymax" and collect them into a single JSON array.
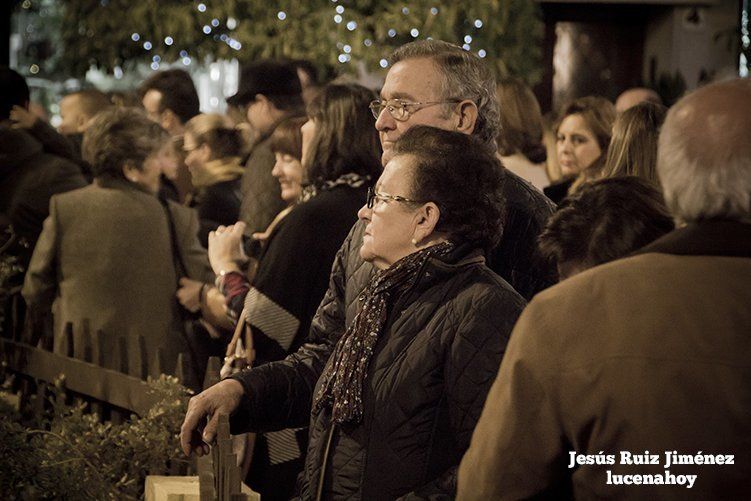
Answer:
[
  {"xmin": 636, "ymin": 220, "xmax": 751, "ymax": 258},
  {"xmin": 95, "ymin": 175, "xmax": 155, "ymax": 196}
]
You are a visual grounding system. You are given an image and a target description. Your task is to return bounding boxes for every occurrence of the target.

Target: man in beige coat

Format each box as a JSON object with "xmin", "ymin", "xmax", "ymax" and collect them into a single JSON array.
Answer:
[{"xmin": 458, "ymin": 78, "xmax": 751, "ymax": 499}]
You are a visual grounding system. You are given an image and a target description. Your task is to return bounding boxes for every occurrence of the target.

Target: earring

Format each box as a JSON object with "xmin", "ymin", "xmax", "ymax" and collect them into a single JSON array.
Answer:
[{"xmin": 411, "ymin": 238, "xmax": 417, "ymax": 245}]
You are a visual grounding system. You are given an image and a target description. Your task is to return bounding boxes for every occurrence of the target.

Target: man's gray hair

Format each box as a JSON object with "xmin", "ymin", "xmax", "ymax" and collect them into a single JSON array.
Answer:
[
  {"xmin": 657, "ymin": 79, "xmax": 751, "ymax": 224},
  {"xmin": 389, "ymin": 40, "xmax": 500, "ymax": 151}
]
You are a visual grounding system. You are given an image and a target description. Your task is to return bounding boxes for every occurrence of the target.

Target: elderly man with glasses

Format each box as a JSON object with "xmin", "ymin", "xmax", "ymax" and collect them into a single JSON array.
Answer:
[{"xmin": 181, "ymin": 39, "xmax": 555, "ymax": 498}]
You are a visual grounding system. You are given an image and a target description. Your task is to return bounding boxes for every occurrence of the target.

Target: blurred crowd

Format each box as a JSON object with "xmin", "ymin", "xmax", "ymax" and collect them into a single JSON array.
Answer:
[{"xmin": 1, "ymin": 38, "xmax": 749, "ymax": 500}]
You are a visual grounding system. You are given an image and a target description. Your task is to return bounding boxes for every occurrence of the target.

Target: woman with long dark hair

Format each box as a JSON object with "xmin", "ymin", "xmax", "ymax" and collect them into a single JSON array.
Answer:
[{"xmin": 208, "ymin": 83, "xmax": 382, "ymax": 500}]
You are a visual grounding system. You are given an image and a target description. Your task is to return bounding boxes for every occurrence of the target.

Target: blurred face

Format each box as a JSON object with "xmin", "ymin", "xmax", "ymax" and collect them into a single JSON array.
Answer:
[
  {"xmin": 142, "ymin": 89, "xmax": 164, "ymax": 124},
  {"xmin": 358, "ymin": 155, "xmax": 421, "ymax": 269},
  {"xmin": 556, "ymin": 114, "xmax": 602, "ymax": 177},
  {"xmin": 245, "ymin": 95, "xmax": 275, "ymax": 137},
  {"xmin": 58, "ymin": 94, "xmax": 87, "ymax": 135},
  {"xmin": 126, "ymin": 143, "xmax": 172, "ymax": 194},
  {"xmin": 272, "ymin": 152, "xmax": 303, "ymax": 203},
  {"xmin": 376, "ymin": 58, "xmax": 457, "ymax": 166},
  {"xmin": 300, "ymin": 118, "xmax": 316, "ymax": 168},
  {"xmin": 183, "ymin": 132, "xmax": 211, "ymax": 178}
]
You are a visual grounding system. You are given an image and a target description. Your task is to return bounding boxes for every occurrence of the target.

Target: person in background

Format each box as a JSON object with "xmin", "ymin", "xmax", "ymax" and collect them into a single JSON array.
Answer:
[
  {"xmin": 544, "ymin": 96, "xmax": 615, "ymax": 205},
  {"xmin": 457, "ymin": 78, "xmax": 751, "ymax": 500},
  {"xmin": 182, "ymin": 113, "xmax": 245, "ymax": 247},
  {"xmin": 496, "ymin": 77, "xmax": 549, "ymax": 190},
  {"xmin": 0, "ymin": 67, "xmax": 87, "ymax": 264},
  {"xmin": 22, "ymin": 108, "xmax": 212, "ymax": 390},
  {"xmin": 601, "ymin": 101, "xmax": 667, "ymax": 186},
  {"xmin": 226, "ymin": 60, "xmax": 306, "ymax": 240},
  {"xmin": 252, "ymin": 115, "xmax": 308, "ymax": 244},
  {"xmin": 538, "ymin": 177, "xmax": 674, "ymax": 280},
  {"xmin": 614, "ymin": 86, "xmax": 663, "ymax": 113},
  {"xmin": 182, "ymin": 127, "xmax": 525, "ymax": 499},
  {"xmin": 10, "ymin": 89, "xmax": 112, "ymax": 181},
  {"xmin": 138, "ymin": 69, "xmax": 201, "ymax": 202},
  {"xmin": 292, "ymin": 59, "xmax": 322, "ymax": 106},
  {"xmin": 203, "ymin": 84, "xmax": 381, "ymax": 500}
]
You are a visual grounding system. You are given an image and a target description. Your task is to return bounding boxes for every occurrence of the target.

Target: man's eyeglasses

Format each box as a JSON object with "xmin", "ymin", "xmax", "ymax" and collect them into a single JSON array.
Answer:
[
  {"xmin": 368, "ymin": 99, "xmax": 460, "ymax": 122},
  {"xmin": 366, "ymin": 187, "xmax": 423, "ymax": 209}
]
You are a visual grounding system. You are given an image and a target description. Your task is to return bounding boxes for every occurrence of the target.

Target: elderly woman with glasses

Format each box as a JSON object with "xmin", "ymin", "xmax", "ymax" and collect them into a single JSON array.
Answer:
[{"xmin": 181, "ymin": 126, "xmax": 526, "ymax": 499}]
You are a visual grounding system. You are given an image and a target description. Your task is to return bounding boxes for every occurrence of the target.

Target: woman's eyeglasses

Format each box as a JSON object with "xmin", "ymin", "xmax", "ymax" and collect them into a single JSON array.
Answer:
[{"xmin": 366, "ymin": 187, "xmax": 423, "ymax": 209}]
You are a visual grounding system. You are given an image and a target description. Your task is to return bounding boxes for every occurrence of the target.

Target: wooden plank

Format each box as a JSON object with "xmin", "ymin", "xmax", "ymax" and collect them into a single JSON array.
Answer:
[{"xmin": 0, "ymin": 338, "xmax": 160, "ymax": 416}]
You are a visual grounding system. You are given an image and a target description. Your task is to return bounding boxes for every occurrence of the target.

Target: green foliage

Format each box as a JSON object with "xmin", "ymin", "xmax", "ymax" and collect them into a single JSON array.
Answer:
[
  {"xmin": 51, "ymin": 0, "xmax": 543, "ymax": 82},
  {"xmin": 0, "ymin": 375, "xmax": 191, "ymax": 500}
]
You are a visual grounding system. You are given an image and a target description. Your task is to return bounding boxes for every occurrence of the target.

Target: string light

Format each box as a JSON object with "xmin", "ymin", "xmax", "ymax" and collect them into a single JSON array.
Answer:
[
  {"xmin": 474, "ymin": 19, "xmax": 483, "ymax": 28},
  {"xmin": 346, "ymin": 21, "xmax": 357, "ymax": 31},
  {"xmin": 334, "ymin": 14, "xmax": 342, "ymax": 23},
  {"xmin": 478, "ymin": 49, "xmax": 487, "ymax": 58},
  {"xmin": 464, "ymin": 35, "xmax": 472, "ymax": 44},
  {"xmin": 462, "ymin": 43, "xmax": 470, "ymax": 50},
  {"xmin": 335, "ymin": 5, "xmax": 344, "ymax": 14},
  {"xmin": 227, "ymin": 17, "xmax": 237, "ymax": 29},
  {"xmin": 114, "ymin": 66, "xmax": 123, "ymax": 79},
  {"xmin": 131, "ymin": 32, "xmax": 140, "ymax": 41},
  {"xmin": 152, "ymin": 55, "xmax": 161, "ymax": 62},
  {"xmin": 364, "ymin": 38, "xmax": 372, "ymax": 47},
  {"xmin": 343, "ymin": 44, "xmax": 351, "ymax": 53},
  {"xmin": 430, "ymin": 7, "xmax": 438, "ymax": 15},
  {"xmin": 277, "ymin": 11, "xmax": 287, "ymax": 20},
  {"xmin": 29, "ymin": 64, "xmax": 39, "ymax": 74},
  {"xmin": 211, "ymin": 19, "xmax": 220, "ymax": 27},
  {"xmin": 150, "ymin": 62, "xmax": 159, "ymax": 70},
  {"xmin": 179, "ymin": 50, "xmax": 188, "ymax": 57},
  {"xmin": 410, "ymin": 28, "xmax": 419, "ymax": 37},
  {"xmin": 164, "ymin": 36, "xmax": 173, "ymax": 45},
  {"xmin": 182, "ymin": 57, "xmax": 192, "ymax": 65},
  {"xmin": 143, "ymin": 41, "xmax": 152, "ymax": 50},
  {"xmin": 197, "ymin": 3, "xmax": 206, "ymax": 12},
  {"xmin": 402, "ymin": 7, "xmax": 409, "ymax": 14},
  {"xmin": 203, "ymin": 25, "xmax": 212, "ymax": 34},
  {"xmin": 388, "ymin": 29, "xmax": 396, "ymax": 38},
  {"xmin": 379, "ymin": 59, "xmax": 388, "ymax": 68}
]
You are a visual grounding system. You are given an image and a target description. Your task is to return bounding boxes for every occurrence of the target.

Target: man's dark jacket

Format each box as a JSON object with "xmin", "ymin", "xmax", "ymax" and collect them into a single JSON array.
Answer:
[{"xmin": 0, "ymin": 126, "xmax": 87, "ymax": 261}]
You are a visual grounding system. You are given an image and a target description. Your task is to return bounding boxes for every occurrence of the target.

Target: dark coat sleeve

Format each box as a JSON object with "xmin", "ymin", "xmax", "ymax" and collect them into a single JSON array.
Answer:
[
  {"xmin": 227, "ymin": 221, "xmax": 360, "ymax": 433},
  {"xmin": 407, "ymin": 280, "xmax": 527, "ymax": 499}
]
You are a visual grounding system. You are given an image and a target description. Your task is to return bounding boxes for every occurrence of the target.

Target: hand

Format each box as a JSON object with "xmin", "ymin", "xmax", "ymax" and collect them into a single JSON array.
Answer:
[
  {"xmin": 208, "ymin": 222, "xmax": 248, "ymax": 275},
  {"xmin": 180, "ymin": 379, "xmax": 246, "ymax": 456},
  {"xmin": 10, "ymin": 105, "xmax": 39, "ymax": 129},
  {"xmin": 176, "ymin": 278, "xmax": 204, "ymax": 313}
]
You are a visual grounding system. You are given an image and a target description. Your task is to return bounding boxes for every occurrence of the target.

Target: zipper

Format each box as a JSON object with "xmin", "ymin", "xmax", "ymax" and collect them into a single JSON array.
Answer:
[{"xmin": 315, "ymin": 421, "xmax": 336, "ymax": 501}]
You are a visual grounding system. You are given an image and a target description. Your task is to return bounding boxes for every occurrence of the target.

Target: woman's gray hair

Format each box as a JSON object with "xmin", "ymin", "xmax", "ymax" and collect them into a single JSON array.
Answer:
[
  {"xmin": 389, "ymin": 40, "xmax": 500, "ymax": 152},
  {"xmin": 657, "ymin": 80, "xmax": 751, "ymax": 224},
  {"xmin": 82, "ymin": 107, "xmax": 169, "ymax": 179}
]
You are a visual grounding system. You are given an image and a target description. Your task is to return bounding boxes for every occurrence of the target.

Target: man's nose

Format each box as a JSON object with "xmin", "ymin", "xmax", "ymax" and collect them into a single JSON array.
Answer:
[
  {"xmin": 357, "ymin": 204, "xmax": 372, "ymax": 221},
  {"xmin": 375, "ymin": 108, "xmax": 395, "ymax": 131}
]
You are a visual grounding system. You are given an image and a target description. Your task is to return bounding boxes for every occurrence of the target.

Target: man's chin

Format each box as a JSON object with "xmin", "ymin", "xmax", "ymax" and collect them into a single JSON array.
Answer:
[{"xmin": 381, "ymin": 148, "xmax": 394, "ymax": 166}]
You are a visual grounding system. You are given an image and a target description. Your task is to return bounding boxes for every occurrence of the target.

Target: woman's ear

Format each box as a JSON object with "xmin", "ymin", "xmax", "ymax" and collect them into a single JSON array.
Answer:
[
  {"xmin": 454, "ymin": 100, "xmax": 479, "ymax": 135},
  {"xmin": 200, "ymin": 142, "xmax": 213, "ymax": 161},
  {"xmin": 122, "ymin": 162, "xmax": 140, "ymax": 183},
  {"xmin": 412, "ymin": 202, "xmax": 441, "ymax": 246}
]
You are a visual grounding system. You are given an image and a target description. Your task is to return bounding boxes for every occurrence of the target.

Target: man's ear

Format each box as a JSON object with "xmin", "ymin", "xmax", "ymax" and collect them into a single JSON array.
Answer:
[
  {"xmin": 412, "ymin": 202, "xmax": 441, "ymax": 246},
  {"xmin": 76, "ymin": 114, "xmax": 90, "ymax": 133},
  {"xmin": 161, "ymin": 109, "xmax": 181, "ymax": 133},
  {"xmin": 454, "ymin": 100, "xmax": 479, "ymax": 135}
]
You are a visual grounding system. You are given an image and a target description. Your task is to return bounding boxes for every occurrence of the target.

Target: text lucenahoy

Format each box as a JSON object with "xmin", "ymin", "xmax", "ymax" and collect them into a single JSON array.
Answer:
[{"xmin": 567, "ymin": 451, "xmax": 735, "ymax": 489}]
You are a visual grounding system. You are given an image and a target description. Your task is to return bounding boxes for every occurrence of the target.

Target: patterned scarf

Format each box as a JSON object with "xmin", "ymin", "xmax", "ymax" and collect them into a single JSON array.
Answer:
[
  {"xmin": 299, "ymin": 173, "xmax": 370, "ymax": 203},
  {"xmin": 313, "ymin": 241, "xmax": 454, "ymax": 424}
]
